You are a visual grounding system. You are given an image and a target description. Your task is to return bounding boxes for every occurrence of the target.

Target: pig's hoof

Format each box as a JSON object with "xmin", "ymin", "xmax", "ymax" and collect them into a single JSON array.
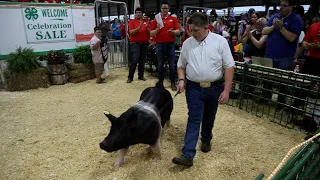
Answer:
[
  {"xmin": 147, "ymin": 147, "xmax": 153, "ymax": 154},
  {"xmin": 114, "ymin": 161, "xmax": 124, "ymax": 167},
  {"xmin": 153, "ymin": 154, "xmax": 162, "ymax": 160}
]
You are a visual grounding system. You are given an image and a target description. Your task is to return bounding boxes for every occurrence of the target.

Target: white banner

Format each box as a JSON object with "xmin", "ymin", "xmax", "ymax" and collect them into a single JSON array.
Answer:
[{"xmin": 22, "ymin": 6, "xmax": 75, "ymax": 43}]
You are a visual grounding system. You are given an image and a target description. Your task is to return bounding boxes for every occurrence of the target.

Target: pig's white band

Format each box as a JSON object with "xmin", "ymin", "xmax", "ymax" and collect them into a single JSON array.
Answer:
[{"xmin": 133, "ymin": 101, "xmax": 162, "ymax": 124}]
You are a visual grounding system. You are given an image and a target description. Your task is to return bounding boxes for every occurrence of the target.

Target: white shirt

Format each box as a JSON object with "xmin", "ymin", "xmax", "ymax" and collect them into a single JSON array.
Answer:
[
  {"xmin": 90, "ymin": 35, "xmax": 104, "ymax": 64},
  {"xmin": 177, "ymin": 32, "xmax": 235, "ymax": 82}
]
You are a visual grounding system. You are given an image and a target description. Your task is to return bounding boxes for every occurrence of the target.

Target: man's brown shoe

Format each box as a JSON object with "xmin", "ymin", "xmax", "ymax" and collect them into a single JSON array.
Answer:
[
  {"xmin": 126, "ymin": 78, "xmax": 133, "ymax": 83},
  {"xmin": 171, "ymin": 83, "xmax": 177, "ymax": 91},
  {"xmin": 172, "ymin": 155, "xmax": 193, "ymax": 167},
  {"xmin": 138, "ymin": 77, "xmax": 147, "ymax": 81}
]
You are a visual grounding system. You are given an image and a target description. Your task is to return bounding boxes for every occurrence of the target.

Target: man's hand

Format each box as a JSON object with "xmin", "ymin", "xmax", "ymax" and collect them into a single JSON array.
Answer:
[
  {"xmin": 273, "ymin": 18, "xmax": 283, "ymax": 28},
  {"xmin": 312, "ymin": 41, "xmax": 320, "ymax": 49},
  {"xmin": 168, "ymin": 28, "xmax": 174, "ymax": 34},
  {"xmin": 177, "ymin": 80, "xmax": 185, "ymax": 93},
  {"xmin": 218, "ymin": 90, "xmax": 230, "ymax": 104}
]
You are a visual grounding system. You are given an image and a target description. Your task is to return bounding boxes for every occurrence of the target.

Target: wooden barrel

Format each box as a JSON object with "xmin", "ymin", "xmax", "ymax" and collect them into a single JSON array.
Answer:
[{"xmin": 48, "ymin": 63, "xmax": 68, "ymax": 85}]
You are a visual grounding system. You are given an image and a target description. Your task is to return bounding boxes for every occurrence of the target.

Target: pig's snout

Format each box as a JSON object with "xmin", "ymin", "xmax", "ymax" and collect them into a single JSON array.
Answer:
[{"xmin": 100, "ymin": 141, "xmax": 113, "ymax": 152}]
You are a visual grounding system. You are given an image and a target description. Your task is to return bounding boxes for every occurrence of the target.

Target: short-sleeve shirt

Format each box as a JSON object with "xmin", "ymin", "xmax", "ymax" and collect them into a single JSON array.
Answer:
[
  {"xmin": 90, "ymin": 35, "xmax": 104, "ymax": 64},
  {"xmin": 303, "ymin": 22, "xmax": 320, "ymax": 59},
  {"xmin": 265, "ymin": 13, "xmax": 303, "ymax": 57},
  {"xmin": 112, "ymin": 23, "xmax": 121, "ymax": 37},
  {"xmin": 149, "ymin": 15, "xmax": 180, "ymax": 43},
  {"xmin": 177, "ymin": 32, "xmax": 235, "ymax": 82},
  {"xmin": 129, "ymin": 18, "xmax": 150, "ymax": 43}
]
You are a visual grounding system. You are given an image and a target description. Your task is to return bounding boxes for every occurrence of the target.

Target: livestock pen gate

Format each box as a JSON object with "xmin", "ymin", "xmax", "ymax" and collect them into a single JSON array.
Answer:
[{"xmin": 94, "ymin": 0, "xmax": 129, "ymax": 69}]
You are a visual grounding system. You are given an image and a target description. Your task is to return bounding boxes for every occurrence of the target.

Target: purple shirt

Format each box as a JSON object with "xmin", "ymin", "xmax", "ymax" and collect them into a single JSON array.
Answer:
[{"xmin": 265, "ymin": 13, "xmax": 303, "ymax": 57}]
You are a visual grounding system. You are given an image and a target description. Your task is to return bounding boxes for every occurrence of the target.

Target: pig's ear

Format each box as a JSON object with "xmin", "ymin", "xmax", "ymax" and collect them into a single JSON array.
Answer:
[{"xmin": 104, "ymin": 111, "xmax": 117, "ymax": 124}]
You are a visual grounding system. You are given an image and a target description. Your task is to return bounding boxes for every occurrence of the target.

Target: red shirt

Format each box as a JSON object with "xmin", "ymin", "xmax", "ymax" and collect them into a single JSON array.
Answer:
[
  {"xmin": 304, "ymin": 22, "xmax": 320, "ymax": 59},
  {"xmin": 208, "ymin": 24, "xmax": 213, "ymax": 32},
  {"xmin": 120, "ymin": 23, "xmax": 126, "ymax": 38},
  {"xmin": 129, "ymin": 18, "xmax": 149, "ymax": 43},
  {"xmin": 149, "ymin": 15, "xmax": 180, "ymax": 43}
]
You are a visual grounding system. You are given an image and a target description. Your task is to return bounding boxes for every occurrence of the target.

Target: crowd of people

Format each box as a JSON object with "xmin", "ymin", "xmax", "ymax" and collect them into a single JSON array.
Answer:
[{"xmin": 89, "ymin": 0, "xmax": 320, "ymax": 167}]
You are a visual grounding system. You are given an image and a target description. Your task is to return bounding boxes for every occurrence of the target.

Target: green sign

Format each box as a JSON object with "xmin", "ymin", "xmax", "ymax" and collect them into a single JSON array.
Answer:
[{"xmin": 22, "ymin": 6, "xmax": 75, "ymax": 43}]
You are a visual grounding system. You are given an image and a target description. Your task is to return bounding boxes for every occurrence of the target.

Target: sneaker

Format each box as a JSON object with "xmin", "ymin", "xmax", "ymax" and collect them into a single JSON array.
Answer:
[
  {"xmin": 172, "ymin": 155, "xmax": 193, "ymax": 167},
  {"xmin": 201, "ymin": 141, "xmax": 211, "ymax": 153}
]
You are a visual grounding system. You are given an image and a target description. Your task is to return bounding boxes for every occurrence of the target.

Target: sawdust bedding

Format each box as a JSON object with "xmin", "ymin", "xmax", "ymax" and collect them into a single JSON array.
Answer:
[{"xmin": 0, "ymin": 68, "xmax": 306, "ymax": 180}]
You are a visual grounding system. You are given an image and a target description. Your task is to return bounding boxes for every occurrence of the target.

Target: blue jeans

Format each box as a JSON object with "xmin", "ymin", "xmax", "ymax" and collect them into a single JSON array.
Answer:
[
  {"xmin": 156, "ymin": 43, "xmax": 176, "ymax": 84},
  {"xmin": 128, "ymin": 42, "xmax": 148, "ymax": 79},
  {"xmin": 266, "ymin": 56, "xmax": 294, "ymax": 70},
  {"xmin": 182, "ymin": 80, "xmax": 224, "ymax": 159}
]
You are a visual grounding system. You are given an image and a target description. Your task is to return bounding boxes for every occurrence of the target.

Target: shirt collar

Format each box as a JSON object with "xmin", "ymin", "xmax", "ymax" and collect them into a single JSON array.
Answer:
[{"xmin": 197, "ymin": 31, "xmax": 210, "ymax": 45}]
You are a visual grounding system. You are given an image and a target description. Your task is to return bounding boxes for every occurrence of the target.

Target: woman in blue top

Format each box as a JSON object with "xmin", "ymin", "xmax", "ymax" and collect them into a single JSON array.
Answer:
[{"xmin": 111, "ymin": 18, "xmax": 122, "ymax": 40}]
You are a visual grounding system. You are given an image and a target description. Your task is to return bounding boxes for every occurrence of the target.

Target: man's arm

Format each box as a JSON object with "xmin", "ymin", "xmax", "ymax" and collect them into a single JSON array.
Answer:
[
  {"xmin": 150, "ymin": 27, "xmax": 160, "ymax": 36},
  {"xmin": 149, "ymin": 20, "xmax": 160, "ymax": 36},
  {"xmin": 92, "ymin": 40, "xmax": 101, "ymax": 50},
  {"xmin": 279, "ymin": 26, "xmax": 299, "ymax": 42},
  {"xmin": 129, "ymin": 21, "xmax": 142, "ymax": 35},
  {"xmin": 262, "ymin": 26, "xmax": 275, "ymax": 35},
  {"xmin": 223, "ymin": 67, "xmax": 234, "ymax": 94},
  {"xmin": 219, "ymin": 38, "xmax": 235, "ymax": 104},
  {"xmin": 280, "ymin": 15, "xmax": 303, "ymax": 42},
  {"xmin": 169, "ymin": 19, "xmax": 181, "ymax": 36},
  {"xmin": 262, "ymin": 15, "xmax": 275, "ymax": 35}
]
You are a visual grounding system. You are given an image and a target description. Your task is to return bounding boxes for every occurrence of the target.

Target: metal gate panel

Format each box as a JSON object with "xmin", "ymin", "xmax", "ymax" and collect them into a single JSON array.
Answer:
[{"xmin": 95, "ymin": 0, "xmax": 129, "ymax": 69}]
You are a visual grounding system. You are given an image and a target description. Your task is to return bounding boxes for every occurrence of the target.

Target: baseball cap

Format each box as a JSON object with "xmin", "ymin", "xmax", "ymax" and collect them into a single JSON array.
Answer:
[
  {"xmin": 222, "ymin": 31, "xmax": 230, "ymax": 38},
  {"xmin": 248, "ymin": 8, "xmax": 255, "ymax": 14}
]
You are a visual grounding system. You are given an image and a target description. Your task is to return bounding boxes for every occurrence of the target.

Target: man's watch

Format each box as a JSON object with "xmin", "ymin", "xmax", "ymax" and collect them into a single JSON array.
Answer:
[{"xmin": 179, "ymin": 79, "xmax": 185, "ymax": 82}]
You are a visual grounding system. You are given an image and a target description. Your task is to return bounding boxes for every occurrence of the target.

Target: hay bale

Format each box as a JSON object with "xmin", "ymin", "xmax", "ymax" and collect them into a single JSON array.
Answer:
[
  {"xmin": 3, "ymin": 68, "xmax": 50, "ymax": 91},
  {"xmin": 67, "ymin": 63, "xmax": 95, "ymax": 83}
]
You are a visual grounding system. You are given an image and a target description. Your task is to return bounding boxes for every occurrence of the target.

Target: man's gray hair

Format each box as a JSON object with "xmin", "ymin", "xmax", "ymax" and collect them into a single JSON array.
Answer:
[{"xmin": 187, "ymin": 12, "xmax": 209, "ymax": 28}]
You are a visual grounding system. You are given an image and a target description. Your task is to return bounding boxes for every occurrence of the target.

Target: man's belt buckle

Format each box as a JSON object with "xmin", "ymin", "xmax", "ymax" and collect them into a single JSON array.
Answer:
[{"xmin": 200, "ymin": 82, "xmax": 211, "ymax": 88}]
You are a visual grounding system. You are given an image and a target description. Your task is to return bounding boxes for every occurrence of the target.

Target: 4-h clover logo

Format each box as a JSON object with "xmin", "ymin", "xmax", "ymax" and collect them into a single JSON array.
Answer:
[{"xmin": 25, "ymin": 8, "xmax": 39, "ymax": 21}]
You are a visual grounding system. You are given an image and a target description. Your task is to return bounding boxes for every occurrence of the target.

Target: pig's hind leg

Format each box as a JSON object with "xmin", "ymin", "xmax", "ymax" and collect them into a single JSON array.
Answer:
[
  {"xmin": 150, "ymin": 135, "xmax": 162, "ymax": 160},
  {"xmin": 114, "ymin": 147, "xmax": 129, "ymax": 167}
]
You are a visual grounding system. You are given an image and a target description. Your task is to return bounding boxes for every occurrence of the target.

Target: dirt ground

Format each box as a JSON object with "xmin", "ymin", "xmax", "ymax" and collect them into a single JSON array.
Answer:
[{"xmin": 0, "ymin": 68, "xmax": 306, "ymax": 180}]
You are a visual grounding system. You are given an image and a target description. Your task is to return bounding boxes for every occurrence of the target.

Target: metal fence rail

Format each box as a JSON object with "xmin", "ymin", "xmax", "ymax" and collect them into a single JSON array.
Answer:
[
  {"xmin": 229, "ymin": 62, "xmax": 320, "ymax": 134},
  {"xmin": 107, "ymin": 39, "xmax": 128, "ymax": 69}
]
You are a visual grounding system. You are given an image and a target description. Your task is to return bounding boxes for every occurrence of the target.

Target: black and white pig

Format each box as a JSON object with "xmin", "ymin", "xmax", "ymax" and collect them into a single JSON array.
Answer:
[{"xmin": 99, "ymin": 84, "xmax": 174, "ymax": 167}]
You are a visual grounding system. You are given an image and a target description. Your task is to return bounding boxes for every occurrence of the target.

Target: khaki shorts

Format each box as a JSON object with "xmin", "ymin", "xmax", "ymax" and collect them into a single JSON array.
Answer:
[{"xmin": 94, "ymin": 63, "xmax": 104, "ymax": 76}]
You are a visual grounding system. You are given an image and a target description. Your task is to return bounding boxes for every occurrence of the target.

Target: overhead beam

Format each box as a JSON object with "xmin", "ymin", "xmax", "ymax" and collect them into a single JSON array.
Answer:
[{"xmin": 199, "ymin": 0, "xmax": 203, "ymax": 7}]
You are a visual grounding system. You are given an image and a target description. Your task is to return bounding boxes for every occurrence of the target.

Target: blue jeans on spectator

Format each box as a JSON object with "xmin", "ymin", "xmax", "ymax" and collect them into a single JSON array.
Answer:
[
  {"xmin": 156, "ymin": 43, "xmax": 176, "ymax": 84},
  {"xmin": 128, "ymin": 42, "xmax": 148, "ymax": 80},
  {"xmin": 263, "ymin": 56, "xmax": 294, "ymax": 107},
  {"xmin": 182, "ymin": 80, "xmax": 224, "ymax": 160}
]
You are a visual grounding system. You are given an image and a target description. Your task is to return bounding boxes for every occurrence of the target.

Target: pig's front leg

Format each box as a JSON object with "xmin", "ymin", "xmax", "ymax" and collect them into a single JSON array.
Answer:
[{"xmin": 114, "ymin": 147, "xmax": 129, "ymax": 167}]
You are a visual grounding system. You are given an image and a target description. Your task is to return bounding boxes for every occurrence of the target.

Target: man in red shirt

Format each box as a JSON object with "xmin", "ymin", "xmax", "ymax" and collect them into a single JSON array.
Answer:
[
  {"xmin": 302, "ymin": 22, "xmax": 320, "ymax": 76},
  {"xmin": 149, "ymin": 1, "xmax": 180, "ymax": 91},
  {"xmin": 119, "ymin": 16, "xmax": 128, "ymax": 39},
  {"xmin": 126, "ymin": 8, "xmax": 150, "ymax": 83}
]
